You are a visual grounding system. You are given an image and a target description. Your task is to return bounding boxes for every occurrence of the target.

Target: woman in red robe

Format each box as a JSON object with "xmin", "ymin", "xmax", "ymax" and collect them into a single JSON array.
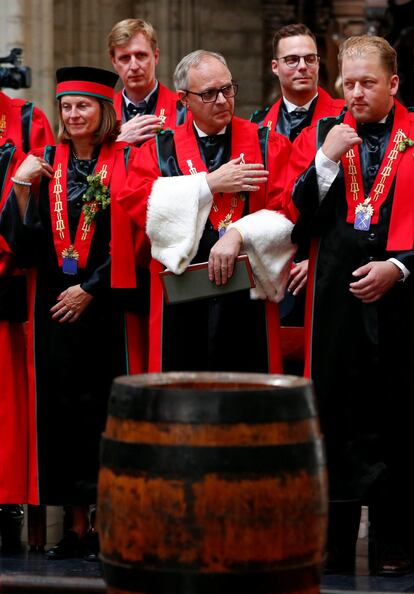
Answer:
[{"xmin": 0, "ymin": 67, "xmax": 146, "ymax": 560}]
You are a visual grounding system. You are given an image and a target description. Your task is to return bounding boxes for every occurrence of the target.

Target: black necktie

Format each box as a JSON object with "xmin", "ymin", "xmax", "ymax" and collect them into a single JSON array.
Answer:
[
  {"xmin": 126, "ymin": 101, "xmax": 147, "ymax": 120},
  {"xmin": 289, "ymin": 109, "xmax": 307, "ymax": 131},
  {"xmin": 198, "ymin": 134, "xmax": 228, "ymax": 172}
]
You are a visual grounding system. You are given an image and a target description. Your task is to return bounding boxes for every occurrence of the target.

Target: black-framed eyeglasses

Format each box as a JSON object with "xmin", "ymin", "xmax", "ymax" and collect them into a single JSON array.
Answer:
[
  {"xmin": 275, "ymin": 54, "xmax": 320, "ymax": 69},
  {"xmin": 184, "ymin": 83, "xmax": 239, "ymax": 103}
]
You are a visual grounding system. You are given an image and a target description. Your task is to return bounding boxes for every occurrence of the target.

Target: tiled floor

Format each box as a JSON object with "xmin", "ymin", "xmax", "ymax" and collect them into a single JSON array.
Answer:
[
  {"xmin": 0, "ymin": 552, "xmax": 104, "ymax": 593},
  {"xmin": 1, "ymin": 506, "xmax": 414, "ymax": 593},
  {"xmin": 2, "ymin": 550, "xmax": 414, "ymax": 593},
  {"xmin": 323, "ymin": 575, "xmax": 414, "ymax": 593}
]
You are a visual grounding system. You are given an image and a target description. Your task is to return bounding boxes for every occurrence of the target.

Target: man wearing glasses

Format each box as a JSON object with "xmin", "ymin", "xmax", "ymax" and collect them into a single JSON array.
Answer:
[
  {"xmin": 251, "ymin": 23, "xmax": 344, "ymax": 141},
  {"xmin": 116, "ymin": 50, "xmax": 295, "ymax": 374},
  {"xmin": 252, "ymin": 24, "xmax": 345, "ymax": 358}
]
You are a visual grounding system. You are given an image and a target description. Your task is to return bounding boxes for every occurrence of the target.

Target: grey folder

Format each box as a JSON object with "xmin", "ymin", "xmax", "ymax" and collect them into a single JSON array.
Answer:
[{"xmin": 160, "ymin": 255, "xmax": 256, "ymax": 304}]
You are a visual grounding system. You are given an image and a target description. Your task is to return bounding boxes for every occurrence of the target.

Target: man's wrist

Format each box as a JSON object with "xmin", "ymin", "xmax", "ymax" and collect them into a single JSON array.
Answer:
[
  {"xmin": 388, "ymin": 257, "xmax": 409, "ymax": 282},
  {"xmin": 228, "ymin": 226, "xmax": 244, "ymax": 244},
  {"xmin": 199, "ymin": 172, "xmax": 213, "ymax": 206}
]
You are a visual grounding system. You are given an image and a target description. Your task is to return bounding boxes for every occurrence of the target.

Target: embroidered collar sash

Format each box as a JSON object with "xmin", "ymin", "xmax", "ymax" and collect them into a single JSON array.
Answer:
[
  {"xmin": 341, "ymin": 101, "xmax": 410, "ymax": 225},
  {"xmin": 49, "ymin": 142, "xmax": 116, "ymax": 270},
  {"xmin": 155, "ymin": 83, "xmax": 177, "ymax": 129},
  {"xmin": 174, "ymin": 118, "xmax": 261, "ymax": 233}
]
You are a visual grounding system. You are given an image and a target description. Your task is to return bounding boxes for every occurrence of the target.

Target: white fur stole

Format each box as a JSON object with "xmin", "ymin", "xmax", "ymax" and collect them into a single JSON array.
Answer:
[
  {"xmin": 229, "ymin": 209, "xmax": 296, "ymax": 303},
  {"xmin": 146, "ymin": 173, "xmax": 212, "ymax": 274}
]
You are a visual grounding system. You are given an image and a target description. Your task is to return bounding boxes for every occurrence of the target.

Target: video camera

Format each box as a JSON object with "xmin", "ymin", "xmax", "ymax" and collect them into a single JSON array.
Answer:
[{"xmin": 0, "ymin": 48, "xmax": 31, "ymax": 89}]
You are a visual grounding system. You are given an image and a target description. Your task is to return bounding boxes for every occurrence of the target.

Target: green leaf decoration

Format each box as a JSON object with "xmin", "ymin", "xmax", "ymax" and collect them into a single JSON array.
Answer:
[{"xmin": 81, "ymin": 172, "xmax": 111, "ymax": 225}]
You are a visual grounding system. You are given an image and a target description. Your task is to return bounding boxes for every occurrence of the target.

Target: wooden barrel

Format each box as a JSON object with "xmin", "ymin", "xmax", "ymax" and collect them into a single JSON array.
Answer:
[{"xmin": 97, "ymin": 372, "xmax": 327, "ymax": 594}]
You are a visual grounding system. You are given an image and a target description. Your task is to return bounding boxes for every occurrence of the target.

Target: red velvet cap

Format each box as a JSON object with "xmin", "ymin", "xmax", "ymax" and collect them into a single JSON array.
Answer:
[{"xmin": 56, "ymin": 67, "xmax": 118, "ymax": 102}]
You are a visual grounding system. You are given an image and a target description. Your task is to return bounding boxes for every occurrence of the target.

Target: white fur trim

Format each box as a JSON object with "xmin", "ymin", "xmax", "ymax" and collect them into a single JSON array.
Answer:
[
  {"xmin": 146, "ymin": 173, "xmax": 212, "ymax": 274},
  {"xmin": 229, "ymin": 209, "xmax": 296, "ymax": 303}
]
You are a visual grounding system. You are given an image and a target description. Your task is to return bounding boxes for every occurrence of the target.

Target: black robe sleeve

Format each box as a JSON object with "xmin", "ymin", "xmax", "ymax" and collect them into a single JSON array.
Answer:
[
  {"xmin": 0, "ymin": 190, "xmax": 44, "ymax": 268},
  {"xmin": 291, "ymin": 160, "xmax": 344, "ymax": 244}
]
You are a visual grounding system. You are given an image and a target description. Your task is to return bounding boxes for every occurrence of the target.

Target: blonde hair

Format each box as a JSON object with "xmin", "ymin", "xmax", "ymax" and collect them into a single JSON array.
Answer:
[
  {"xmin": 57, "ymin": 99, "xmax": 121, "ymax": 145},
  {"xmin": 108, "ymin": 19, "xmax": 158, "ymax": 56},
  {"xmin": 339, "ymin": 35, "xmax": 397, "ymax": 75}
]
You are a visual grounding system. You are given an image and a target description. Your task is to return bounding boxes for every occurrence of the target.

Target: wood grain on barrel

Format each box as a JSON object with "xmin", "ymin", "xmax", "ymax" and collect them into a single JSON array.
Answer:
[{"xmin": 98, "ymin": 373, "xmax": 327, "ymax": 594}]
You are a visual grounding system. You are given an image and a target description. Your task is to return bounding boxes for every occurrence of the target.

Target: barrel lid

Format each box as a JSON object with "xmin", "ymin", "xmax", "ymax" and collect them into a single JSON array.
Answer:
[{"xmin": 109, "ymin": 372, "xmax": 317, "ymax": 424}]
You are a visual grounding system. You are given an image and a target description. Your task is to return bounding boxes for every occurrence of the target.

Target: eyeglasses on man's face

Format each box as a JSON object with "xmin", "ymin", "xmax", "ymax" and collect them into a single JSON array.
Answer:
[
  {"xmin": 184, "ymin": 83, "xmax": 239, "ymax": 103},
  {"xmin": 275, "ymin": 54, "xmax": 320, "ymax": 69}
]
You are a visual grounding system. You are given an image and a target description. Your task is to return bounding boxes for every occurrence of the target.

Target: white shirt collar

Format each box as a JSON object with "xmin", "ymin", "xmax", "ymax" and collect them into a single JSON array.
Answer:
[
  {"xmin": 122, "ymin": 80, "xmax": 158, "ymax": 107},
  {"xmin": 283, "ymin": 93, "xmax": 318, "ymax": 113},
  {"xmin": 193, "ymin": 121, "xmax": 227, "ymax": 137}
]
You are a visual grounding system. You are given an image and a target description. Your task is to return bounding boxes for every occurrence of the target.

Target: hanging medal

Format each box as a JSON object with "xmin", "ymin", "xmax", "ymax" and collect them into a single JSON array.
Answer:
[
  {"xmin": 61, "ymin": 245, "xmax": 79, "ymax": 275},
  {"xmin": 354, "ymin": 198, "xmax": 374, "ymax": 231},
  {"xmin": 341, "ymin": 108, "xmax": 408, "ymax": 231}
]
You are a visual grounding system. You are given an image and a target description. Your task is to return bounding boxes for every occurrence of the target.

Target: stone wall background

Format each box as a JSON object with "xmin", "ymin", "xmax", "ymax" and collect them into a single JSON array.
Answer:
[{"xmin": 0, "ymin": 0, "xmax": 405, "ymax": 129}]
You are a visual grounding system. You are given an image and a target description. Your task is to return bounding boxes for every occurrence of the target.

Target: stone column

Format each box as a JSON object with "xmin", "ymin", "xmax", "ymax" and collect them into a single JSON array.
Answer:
[
  {"xmin": 27, "ymin": 0, "xmax": 55, "ymax": 125},
  {"xmin": 262, "ymin": 0, "xmax": 296, "ymax": 104},
  {"xmin": 131, "ymin": 0, "xmax": 199, "ymax": 89},
  {"xmin": 0, "ymin": 0, "xmax": 54, "ymax": 124},
  {"xmin": 132, "ymin": 0, "xmax": 262, "ymax": 117},
  {"xmin": 0, "ymin": 1, "xmax": 30, "ymax": 100}
]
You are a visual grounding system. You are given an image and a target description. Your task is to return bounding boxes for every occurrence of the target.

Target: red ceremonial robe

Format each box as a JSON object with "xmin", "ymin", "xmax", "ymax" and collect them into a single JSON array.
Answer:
[
  {"xmin": 0, "ymin": 90, "xmax": 54, "ymax": 151},
  {"xmin": 288, "ymin": 100, "xmax": 414, "ymax": 377},
  {"xmin": 251, "ymin": 89, "xmax": 344, "ymax": 371},
  {"xmin": 116, "ymin": 117, "xmax": 292, "ymax": 373},
  {"xmin": 0, "ymin": 141, "xmax": 145, "ymax": 504},
  {"xmin": 252, "ymin": 86, "xmax": 344, "ymax": 132},
  {"xmin": 114, "ymin": 82, "xmax": 183, "ymax": 130},
  {"xmin": 0, "ymin": 142, "xmax": 29, "ymax": 503},
  {"xmin": 0, "ymin": 96, "xmax": 53, "ymax": 503},
  {"xmin": 288, "ymin": 100, "xmax": 414, "ymax": 505}
]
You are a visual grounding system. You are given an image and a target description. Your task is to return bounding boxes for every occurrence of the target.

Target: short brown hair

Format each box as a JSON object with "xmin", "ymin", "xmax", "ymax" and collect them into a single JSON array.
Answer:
[
  {"xmin": 272, "ymin": 23, "xmax": 316, "ymax": 58},
  {"xmin": 108, "ymin": 19, "xmax": 158, "ymax": 56},
  {"xmin": 338, "ymin": 35, "xmax": 397, "ymax": 75},
  {"xmin": 57, "ymin": 98, "xmax": 121, "ymax": 145}
]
